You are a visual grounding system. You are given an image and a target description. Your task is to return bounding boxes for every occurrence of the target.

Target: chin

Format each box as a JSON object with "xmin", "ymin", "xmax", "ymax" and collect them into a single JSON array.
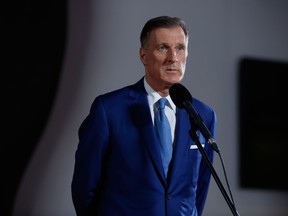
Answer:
[{"xmin": 170, "ymin": 76, "xmax": 183, "ymax": 84}]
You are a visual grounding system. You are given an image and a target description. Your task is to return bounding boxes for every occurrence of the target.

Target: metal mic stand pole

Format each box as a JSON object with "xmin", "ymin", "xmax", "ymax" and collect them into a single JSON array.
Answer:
[{"xmin": 188, "ymin": 117, "xmax": 240, "ymax": 216}]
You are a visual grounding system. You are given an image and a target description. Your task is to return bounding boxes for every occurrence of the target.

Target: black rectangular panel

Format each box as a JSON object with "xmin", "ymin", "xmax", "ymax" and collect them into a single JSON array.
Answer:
[{"xmin": 239, "ymin": 57, "xmax": 288, "ymax": 191}]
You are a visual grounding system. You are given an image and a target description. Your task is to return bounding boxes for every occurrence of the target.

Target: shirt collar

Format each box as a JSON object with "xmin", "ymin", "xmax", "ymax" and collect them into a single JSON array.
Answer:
[{"xmin": 144, "ymin": 77, "xmax": 176, "ymax": 113}]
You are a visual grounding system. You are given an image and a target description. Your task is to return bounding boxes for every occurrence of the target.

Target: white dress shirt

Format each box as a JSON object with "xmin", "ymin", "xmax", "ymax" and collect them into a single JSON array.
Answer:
[{"xmin": 144, "ymin": 77, "xmax": 176, "ymax": 143}]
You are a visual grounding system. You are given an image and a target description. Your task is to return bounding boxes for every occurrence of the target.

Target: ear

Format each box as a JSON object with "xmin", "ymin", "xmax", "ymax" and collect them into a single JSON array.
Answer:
[{"xmin": 139, "ymin": 47, "xmax": 147, "ymax": 65}]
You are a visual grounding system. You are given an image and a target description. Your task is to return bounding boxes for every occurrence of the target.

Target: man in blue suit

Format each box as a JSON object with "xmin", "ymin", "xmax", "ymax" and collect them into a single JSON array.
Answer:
[{"xmin": 72, "ymin": 16, "xmax": 216, "ymax": 216}]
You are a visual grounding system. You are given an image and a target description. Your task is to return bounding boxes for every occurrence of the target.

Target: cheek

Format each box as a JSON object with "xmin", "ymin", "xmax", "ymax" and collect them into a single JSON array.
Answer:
[
  {"xmin": 149, "ymin": 58, "xmax": 164, "ymax": 69},
  {"xmin": 181, "ymin": 56, "xmax": 187, "ymax": 67},
  {"xmin": 146, "ymin": 55, "xmax": 158, "ymax": 64},
  {"xmin": 182, "ymin": 65, "xmax": 186, "ymax": 74},
  {"xmin": 180, "ymin": 56, "xmax": 186, "ymax": 65},
  {"xmin": 153, "ymin": 51, "xmax": 167, "ymax": 61}
]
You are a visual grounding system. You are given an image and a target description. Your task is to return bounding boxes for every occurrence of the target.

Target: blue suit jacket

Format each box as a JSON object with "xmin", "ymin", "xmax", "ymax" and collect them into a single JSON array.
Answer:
[{"xmin": 72, "ymin": 77, "xmax": 216, "ymax": 216}]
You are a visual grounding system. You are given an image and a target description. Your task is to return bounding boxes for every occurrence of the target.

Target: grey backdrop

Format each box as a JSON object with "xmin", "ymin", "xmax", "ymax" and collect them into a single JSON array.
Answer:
[{"xmin": 13, "ymin": 0, "xmax": 288, "ymax": 215}]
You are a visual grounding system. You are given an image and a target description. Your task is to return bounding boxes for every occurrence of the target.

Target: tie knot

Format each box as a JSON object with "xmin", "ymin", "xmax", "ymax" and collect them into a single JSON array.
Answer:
[{"xmin": 158, "ymin": 98, "xmax": 168, "ymax": 109}]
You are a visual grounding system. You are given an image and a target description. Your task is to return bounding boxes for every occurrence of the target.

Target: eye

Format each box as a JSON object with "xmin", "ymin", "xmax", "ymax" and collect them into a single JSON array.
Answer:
[
  {"xmin": 176, "ymin": 45, "xmax": 185, "ymax": 52},
  {"xmin": 158, "ymin": 45, "xmax": 168, "ymax": 52}
]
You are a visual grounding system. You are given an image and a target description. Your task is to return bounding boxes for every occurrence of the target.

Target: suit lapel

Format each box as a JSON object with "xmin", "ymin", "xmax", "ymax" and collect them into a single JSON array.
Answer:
[
  {"xmin": 169, "ymin": 108, "xmax": 192, "ymax": 179},
  {"xmin": 128, "ymin": 78, "xmax": 166, "ymax": 183}
]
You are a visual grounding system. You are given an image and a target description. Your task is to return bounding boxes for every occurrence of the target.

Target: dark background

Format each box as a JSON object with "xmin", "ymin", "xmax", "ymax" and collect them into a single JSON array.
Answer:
[{"xmin": 3, "ymin": 1, "xmax": 67, "ymax": 215}]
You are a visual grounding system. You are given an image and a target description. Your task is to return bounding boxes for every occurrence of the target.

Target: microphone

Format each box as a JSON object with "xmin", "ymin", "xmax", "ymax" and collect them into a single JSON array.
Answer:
[{"xmin": 169, "ymin": 83, "xmax": 220, "ymax": 153}]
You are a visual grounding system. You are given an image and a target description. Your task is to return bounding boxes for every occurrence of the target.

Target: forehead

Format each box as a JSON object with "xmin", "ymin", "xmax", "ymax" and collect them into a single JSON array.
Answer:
[{"xmin": 149, "ymin": 27, "xmax": 187, "ymax": 44}]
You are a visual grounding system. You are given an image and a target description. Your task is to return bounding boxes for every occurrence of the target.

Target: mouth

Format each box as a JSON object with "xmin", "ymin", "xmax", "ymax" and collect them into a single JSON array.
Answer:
[{"xmin": 166, "ymin": 68, "xmax": 179, "ymax": 72}]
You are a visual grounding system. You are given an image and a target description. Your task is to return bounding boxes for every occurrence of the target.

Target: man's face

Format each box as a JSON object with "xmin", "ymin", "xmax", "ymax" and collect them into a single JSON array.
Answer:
[{"xmin": 140, "ymin": 26, "xmax": 188, "ymax": 93}]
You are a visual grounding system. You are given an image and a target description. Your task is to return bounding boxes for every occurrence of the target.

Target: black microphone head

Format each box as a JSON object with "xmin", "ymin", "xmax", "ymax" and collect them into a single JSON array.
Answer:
[{"xmin": 169, "ymin": 83, "xmax": 192, "ymax": 109}]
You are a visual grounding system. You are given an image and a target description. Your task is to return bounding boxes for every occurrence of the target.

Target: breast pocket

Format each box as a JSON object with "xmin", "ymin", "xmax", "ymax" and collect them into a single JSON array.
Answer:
[{"xmin": 187, "ymin": 132, "xmax": 206, "ymax": 157}]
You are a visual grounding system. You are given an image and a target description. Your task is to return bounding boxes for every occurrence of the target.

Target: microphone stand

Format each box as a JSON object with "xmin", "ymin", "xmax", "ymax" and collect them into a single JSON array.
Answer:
[{"xmin": 188, "ymin": 117, "xmax": 240, "ymax": 216}]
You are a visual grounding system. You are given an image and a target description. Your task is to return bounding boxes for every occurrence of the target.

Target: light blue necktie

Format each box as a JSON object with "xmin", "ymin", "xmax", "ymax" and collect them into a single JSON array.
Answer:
[{"xmin": 155, "ymin": 98, "xmax": 173, "ymax": 177}]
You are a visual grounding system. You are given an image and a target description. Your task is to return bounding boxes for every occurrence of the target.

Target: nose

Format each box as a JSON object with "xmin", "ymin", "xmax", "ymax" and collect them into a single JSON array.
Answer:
[{"xmin": 167, "ymin": 49, "xmax": 178, "ymax": 62}]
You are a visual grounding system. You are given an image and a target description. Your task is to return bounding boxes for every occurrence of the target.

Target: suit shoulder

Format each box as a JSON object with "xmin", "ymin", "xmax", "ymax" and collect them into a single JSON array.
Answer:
[
  {"xmin": 192, "ymin": 97, "xmax": 216, "ymax": 121},
  {"xmin": 95, "ymin": 78, "xmax": 144, "ymax": 102},
  {"xmin": 89, "ymin": 79, "xmax": 144, "ymax": 110},
  {"xmin": 192, "ymin": 97, "xmax": 213, "ymax": 112}
]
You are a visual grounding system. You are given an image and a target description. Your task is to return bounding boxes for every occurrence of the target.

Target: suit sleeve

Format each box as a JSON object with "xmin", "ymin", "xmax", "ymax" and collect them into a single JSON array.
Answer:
[
  {"xmin": 195, "ymin": 108, "xmax": 217, "ymax": 215},
  {"xmin": 71, "ymin": 96, "xmax": 109, "ymax": 216}
]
